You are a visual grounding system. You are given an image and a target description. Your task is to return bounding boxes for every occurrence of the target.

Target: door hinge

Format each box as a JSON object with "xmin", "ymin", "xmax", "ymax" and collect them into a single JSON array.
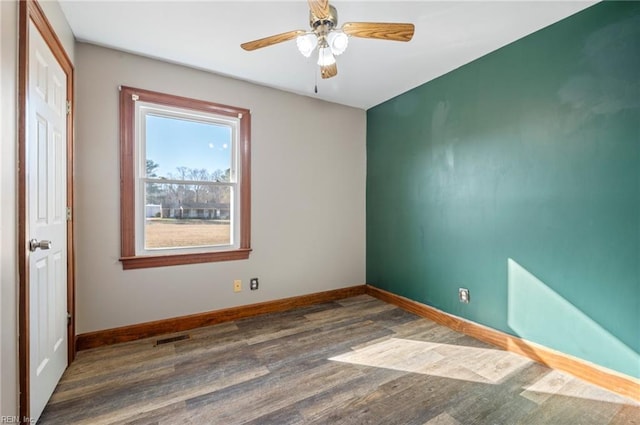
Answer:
[
  {"xmin": 67, "ymin": 312, "xmax": 72, "ymax": 326},
  {"xmin": 66, "ymin": 100, "xmax": 71, "ymax": 115},
  {"xmin": 66, "ymin": 207, "xmax": 72, "ymax": 221}
]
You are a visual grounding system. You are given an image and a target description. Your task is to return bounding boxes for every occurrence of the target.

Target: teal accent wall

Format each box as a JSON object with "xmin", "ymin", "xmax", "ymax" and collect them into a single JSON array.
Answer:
[{"xmin": 366, "ymin": 1, "xmax": 639, "ymax": 378}]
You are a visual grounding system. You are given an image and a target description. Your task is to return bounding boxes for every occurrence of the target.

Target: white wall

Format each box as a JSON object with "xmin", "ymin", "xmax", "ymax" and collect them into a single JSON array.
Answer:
[
  {"xmin": 38, "ymin": 0, "xmax": 75, "ymax": 63},
  {"xmin": 0, "ymin": 0, "xmax": 74, "ymax": 416},
  {"xmin": 1, "ymin": 1, "xmax": 19, "ymax": 416},
  {"xmin": 75, "ymin": 43, "xmax": 366, "ymax": 334},
  {"xmin": 0, "ymin": 0, "xmax": 3, "ymax": 412}
]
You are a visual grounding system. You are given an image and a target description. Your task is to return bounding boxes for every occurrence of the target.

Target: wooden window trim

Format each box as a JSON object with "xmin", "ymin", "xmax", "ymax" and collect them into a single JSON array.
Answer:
[{"xmin": 119, "ymin": 86, "xmax": 251, "ymax": 269}]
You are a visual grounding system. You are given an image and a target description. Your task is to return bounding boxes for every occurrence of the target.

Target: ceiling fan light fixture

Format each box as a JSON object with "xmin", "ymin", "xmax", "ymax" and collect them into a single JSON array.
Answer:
[
  {"xmin": 327, "ymin": 31, "xmax": 348, "ymax": 55},
  {"xmin": 296, "ymin": 33, "xmax": 318, "ymax": 57},
  {"xmin": 240, "ymin": 1, "xmax": 415, "ymax": 80},
  {"xmin": 317, "ymin": 46, "xmax": 336, "ymax": 66}
]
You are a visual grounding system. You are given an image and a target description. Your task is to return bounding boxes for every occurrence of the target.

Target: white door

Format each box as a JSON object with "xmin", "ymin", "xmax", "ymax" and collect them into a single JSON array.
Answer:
[{"xmin": 27, "ymin": 20, "xmax": 68, "ymax": 422}]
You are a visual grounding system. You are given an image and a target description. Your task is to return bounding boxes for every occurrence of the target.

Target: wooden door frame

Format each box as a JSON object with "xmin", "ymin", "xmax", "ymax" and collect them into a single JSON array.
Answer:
[{"xmin": 18, "ymin": 0, "xmax": 75, "ymax": 421}]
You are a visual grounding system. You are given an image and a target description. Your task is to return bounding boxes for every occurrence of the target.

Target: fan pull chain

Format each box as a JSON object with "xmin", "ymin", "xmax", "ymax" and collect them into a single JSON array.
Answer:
[{"xmin": 314, "ymin": 65, "xmax": 318, "ymax": 94}]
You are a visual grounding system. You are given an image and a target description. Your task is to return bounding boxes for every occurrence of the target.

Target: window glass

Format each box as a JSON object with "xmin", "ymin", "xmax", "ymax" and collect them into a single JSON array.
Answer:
[
  {"xmin": 145, "ymin": 114, "xmax": 232, "ymax": 180},
  {"xmin": 142, "ymin": 112, "xmax": 235, "ymax": 251}
]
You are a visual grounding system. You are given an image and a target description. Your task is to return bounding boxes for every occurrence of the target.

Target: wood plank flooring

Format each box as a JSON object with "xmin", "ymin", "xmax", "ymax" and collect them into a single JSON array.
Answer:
[{"xmin": 39, "ymin": 295, "xmax": 639, "ymax": 424}]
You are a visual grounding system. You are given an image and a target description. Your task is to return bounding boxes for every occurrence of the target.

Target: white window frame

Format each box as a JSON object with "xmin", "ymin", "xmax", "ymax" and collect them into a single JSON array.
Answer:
[{"xmin": 134, "ymin": 103, "xmax": 241, "ymax": 255}]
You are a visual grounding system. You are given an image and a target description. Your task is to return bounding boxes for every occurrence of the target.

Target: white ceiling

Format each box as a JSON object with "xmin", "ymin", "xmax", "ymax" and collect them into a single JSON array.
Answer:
[{"xmin": 58, "ymin": 1, "xmax": 597, "ymax": 110}]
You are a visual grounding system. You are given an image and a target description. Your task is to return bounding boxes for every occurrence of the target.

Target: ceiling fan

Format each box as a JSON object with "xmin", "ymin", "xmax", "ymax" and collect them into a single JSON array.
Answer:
[{"xmin": 240, "ymin": 0, "xmax": 415, "ymax": 79}]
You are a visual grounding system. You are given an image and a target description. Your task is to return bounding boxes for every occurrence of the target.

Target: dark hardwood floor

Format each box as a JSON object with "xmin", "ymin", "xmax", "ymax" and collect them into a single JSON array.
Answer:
[{"xmin": 40, "ymin": 295, "xmax": 638, "ymax": 424}]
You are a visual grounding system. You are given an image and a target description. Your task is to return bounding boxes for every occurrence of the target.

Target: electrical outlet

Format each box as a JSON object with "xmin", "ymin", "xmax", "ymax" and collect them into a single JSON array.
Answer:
[
  {"xmin": 250, "ymin": 278, "xmax": 259, "ymax": 290},
  {"xmin": 459, "ymin": 288, "xmax": 470, "ymax": 303},
  {"xmin": 233, "ymin": 279, "xmax": 242, "ymax": 292}
]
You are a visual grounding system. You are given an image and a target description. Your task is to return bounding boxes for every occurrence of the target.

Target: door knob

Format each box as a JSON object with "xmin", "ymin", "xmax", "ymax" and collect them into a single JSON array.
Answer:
[{"xmin": 29, "ymin": 239, "xmax": 52, "ymax": 252}]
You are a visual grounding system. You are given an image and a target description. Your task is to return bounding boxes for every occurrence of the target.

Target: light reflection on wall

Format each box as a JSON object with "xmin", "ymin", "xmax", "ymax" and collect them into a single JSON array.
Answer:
[{"xmin": 507, "ymin": 258, "xmax": 639, "ymax": 378}]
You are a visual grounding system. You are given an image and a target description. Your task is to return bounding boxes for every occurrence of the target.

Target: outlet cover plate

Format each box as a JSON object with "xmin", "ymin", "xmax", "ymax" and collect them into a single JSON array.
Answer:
[{"xmin": 459, "ymin": 288, "xmax": 470, "ymax": 303}]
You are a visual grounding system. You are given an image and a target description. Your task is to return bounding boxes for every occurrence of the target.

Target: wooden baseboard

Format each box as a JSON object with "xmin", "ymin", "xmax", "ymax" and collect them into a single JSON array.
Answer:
[
  {"xmin": 75, "ymin": 283, "xmax": 638, "ymax": 402},
  {"xmin": 365, "ymin": 285, "xmax": 640, "ymax": 402},
  {"xmin": 76, "ymin": 285, "xmax": 367, "ymax": 351}
]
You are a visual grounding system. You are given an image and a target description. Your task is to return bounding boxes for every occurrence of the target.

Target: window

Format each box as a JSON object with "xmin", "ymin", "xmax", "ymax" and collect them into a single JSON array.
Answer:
[{"xmin": 119, "ymin": 86, "xmax": 251, "ymax": 269}]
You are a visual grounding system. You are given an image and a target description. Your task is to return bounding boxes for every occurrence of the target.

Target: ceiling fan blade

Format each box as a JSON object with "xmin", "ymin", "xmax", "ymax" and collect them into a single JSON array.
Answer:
[
  {"xmin": 321, "ymin": 63, "xmax": 337, "ymax": 79},
  {"xmin": 308, "ymin": 0, "xmax": 330, "ymax": 19},
  {"xmin": 342, "ymin": 22, "xmax": 415, "ymax": 42},
  {"xmin": 241, "ymin": 30, "xmax": 306, "ymax": 51}
]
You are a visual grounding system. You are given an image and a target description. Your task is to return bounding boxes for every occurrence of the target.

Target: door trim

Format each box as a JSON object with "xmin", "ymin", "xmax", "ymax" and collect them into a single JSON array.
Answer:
[{"xmin": 18, "ymin": 0, "xmax": 75, "ymax": 421}]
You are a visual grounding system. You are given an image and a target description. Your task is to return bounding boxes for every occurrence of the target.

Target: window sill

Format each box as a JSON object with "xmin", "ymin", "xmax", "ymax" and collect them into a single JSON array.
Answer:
[{"xmin": 120, "ymin": 248, "xmax": 252, "ymax": 270}]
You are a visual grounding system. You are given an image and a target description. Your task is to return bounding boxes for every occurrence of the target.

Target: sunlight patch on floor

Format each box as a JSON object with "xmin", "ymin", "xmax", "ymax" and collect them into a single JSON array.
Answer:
[
  {"xmin": 422, "ymin": 412, "xmax": 462, "ymax": 425},
  {"xmin": 521, "ymin": 369, "xmax": 640, "ymax": 406},
  {"xmin": 329, "ymin": 337, "xmax": 531, "ymax": 384},
  {"xmin": 330, "ymin": 337, "xmax": 639, "ymax": 407}
]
